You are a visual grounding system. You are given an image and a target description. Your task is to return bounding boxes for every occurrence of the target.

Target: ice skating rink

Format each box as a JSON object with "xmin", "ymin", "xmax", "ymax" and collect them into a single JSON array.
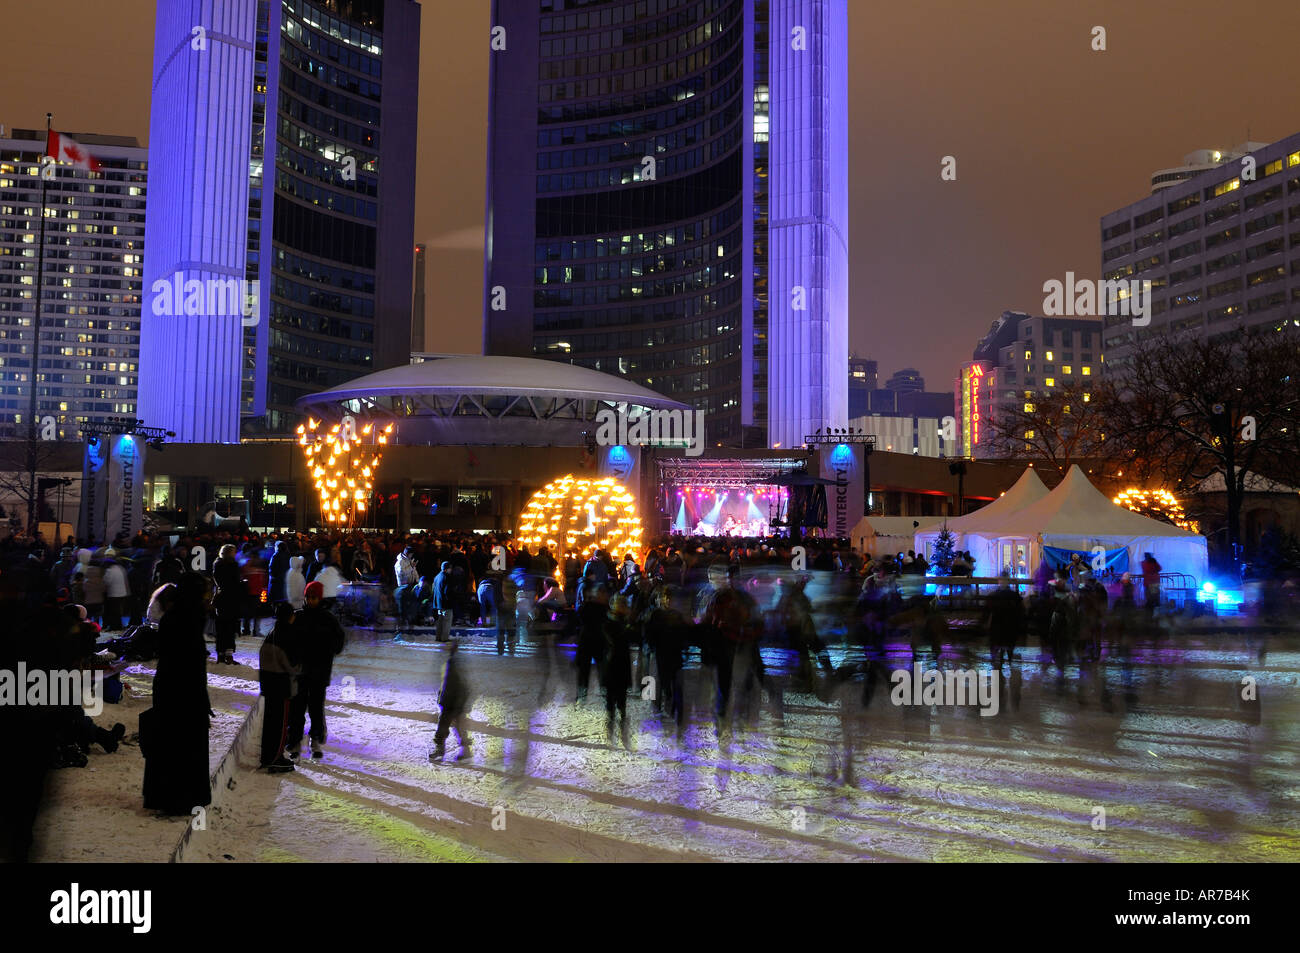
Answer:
[{"xmin": 178, "ymin": 627, "xmax": 1300, "ymax": 863}]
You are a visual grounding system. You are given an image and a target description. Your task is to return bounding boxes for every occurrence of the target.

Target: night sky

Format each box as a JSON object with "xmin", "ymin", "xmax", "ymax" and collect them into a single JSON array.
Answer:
[{"xmin": 7, "ymin": 0, "xmax": 1299, "ymax": 390}]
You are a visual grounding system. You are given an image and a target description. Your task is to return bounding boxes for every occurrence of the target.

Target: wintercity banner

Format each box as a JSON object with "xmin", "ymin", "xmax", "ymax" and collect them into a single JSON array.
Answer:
[
  {"xmin": 79, "ymin": 434, "xmax": 145, "ymax": 544},
  {"xmin": 819, "ymin": 444, "xmax": 865, "ymax": 539}
]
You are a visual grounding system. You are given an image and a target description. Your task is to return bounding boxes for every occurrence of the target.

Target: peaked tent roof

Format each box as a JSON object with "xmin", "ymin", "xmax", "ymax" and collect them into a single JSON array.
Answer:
[
  {"xmin": 915, "ymin": 468, "xmax": 1050, "ymax": 536},
  {"xmin": 854, "ymin": 515, "xmax": 946, "ymax": 539},
  {"xmin": 990, "ymin": 465, "xmax": 1198, "ymax": 540}
]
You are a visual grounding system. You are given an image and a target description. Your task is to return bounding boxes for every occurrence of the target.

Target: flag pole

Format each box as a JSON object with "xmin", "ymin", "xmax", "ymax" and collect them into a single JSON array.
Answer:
[{"xmin": 26, "ymin": 112, "xmax": 52, "ymax": 538}]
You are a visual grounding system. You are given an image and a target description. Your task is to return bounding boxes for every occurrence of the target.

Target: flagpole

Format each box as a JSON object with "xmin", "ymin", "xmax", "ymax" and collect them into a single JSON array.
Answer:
[{"xmin": 26, "ymin": 112, "xmax": 52, "ymax": 537}]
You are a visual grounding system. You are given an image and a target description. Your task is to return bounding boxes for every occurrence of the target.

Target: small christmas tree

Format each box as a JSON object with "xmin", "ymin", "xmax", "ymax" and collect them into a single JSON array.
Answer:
[{"xmin": 932, "ymin": 523, "xmax": 956, "ymax": 575}]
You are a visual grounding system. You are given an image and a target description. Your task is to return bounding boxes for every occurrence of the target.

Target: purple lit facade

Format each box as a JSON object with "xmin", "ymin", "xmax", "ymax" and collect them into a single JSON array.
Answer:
[
  {"xmin": 140, "ymin": 0, "xmax": 419, "ymax": 443},
  {"xmin": 140, "ymin": 0, "xmax": 256, "ymax": 443},
  {"xmin": 483, "ymin": 0, "xmax": 847, "ymax": 449}
]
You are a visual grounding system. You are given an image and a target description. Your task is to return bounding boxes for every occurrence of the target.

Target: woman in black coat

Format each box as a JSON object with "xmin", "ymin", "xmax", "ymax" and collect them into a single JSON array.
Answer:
[
  {"xmin": 142, "ymin": 572, "xmax": 213, "ymax": 816},
  {"xmin": 211, "ymin": 545, "xmax": 242, "ymax": 664}
]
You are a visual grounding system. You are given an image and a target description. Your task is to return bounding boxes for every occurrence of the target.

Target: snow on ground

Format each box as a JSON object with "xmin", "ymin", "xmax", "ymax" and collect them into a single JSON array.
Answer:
[
  {"xmin": 29, "ymin": 644, "xmax": 258, "ymax": 862},
  {"xmin": 186, "ymin": 623, "xmax": 1300, "ymax": 863}
]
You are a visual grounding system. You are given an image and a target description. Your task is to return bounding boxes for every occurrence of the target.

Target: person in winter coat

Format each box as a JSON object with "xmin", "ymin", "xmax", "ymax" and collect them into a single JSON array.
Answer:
[
  {"xmin": 314, "ymin": 560, "xmax": 344, "ymax": 605},
  {"xmin": 101, "ymin": 553, "xmax": 130, "ymax": 631},
  {"xmin": 240, "ymin": 550, "xmax": 268, "ymax": 636},
  {"xmin": 285, "ymin": 555, "xmax": 307, "ymax": 609},
  {"xmin": 153, "ymin": 545, "xmax": 187, "ymax": 588},
  {"xmin": 983, "ymin": 576, "xmax": 1026, "ymax": 670},
  {"xmin": 211, "ymin": 544, "xmax": 242, "ymax": 665},
  {"xmin": 430, "ymin": 639, "xmax": 472, "ymax": 761},
  {"xmin": 576, "ymin": 581, "xmax": 609, "ymax": 702},
  {"xmin": 430, "ymin": 561, "xmax": 453, "ymax": 642},
  {"xmin": 644, "ymin": 585, "xmax": 688, "ymax": 734},
  {"xmin": 81, "ymin": 557, "xmax": 105, "ymax": 627},
  {"xmin": 141, "ymin": 572, "xmax": 213, "ymax": 815},
  {"xmin": 602, "ymin": 594, "xmax": 634, "ymax": 748},
  {"xmin": 285, "ymin": 581, "xmax": 346, "ymax": 759},
  {"xmin": 1141, "ymin": 552, "xmax": 1162, "ymax": 616},
  {"xmin": 267, "ymin": 540, "xmax": 291, "ymax": 605},
  {"xmin": 259, "ymin": 602, "xmax": 300, "ymax": 773},
  {"xmin": 394, "ymin": 545, "xmax": 420, "ymax": 627}
]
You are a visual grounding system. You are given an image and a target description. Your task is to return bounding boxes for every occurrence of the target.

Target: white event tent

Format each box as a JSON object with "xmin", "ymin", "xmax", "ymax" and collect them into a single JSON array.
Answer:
[
  {"xmin": 958, "ymin": 465, "xmax": 1209, "ymax": 584},
  {"xmin": 913, "ymin": 468, "xmax": 1050, "ymax": 575},
  {"xmin": 851, "ymin": 515, "xmax": 946, "ymax": 558}
]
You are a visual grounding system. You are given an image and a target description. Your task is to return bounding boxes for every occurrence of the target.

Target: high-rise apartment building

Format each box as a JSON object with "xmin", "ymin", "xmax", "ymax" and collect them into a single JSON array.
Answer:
[
  {"xmin": 483, "ymin": 0, "xmax": 848, "ymax": 449},
  {"xmin": 847, "ymin": 354, "xmax": 876, "ymax": 417},
  {"xmin": 884, "ymin": 367, "xmax": 923, "ymax": 393},
  {"xmin": 1101, "ymin": 131, "xmax": 1300, "ymax": 369},
  {"xmin": 958, "ymin": 311, "xmax": 1103, "ymax": 458},
  {"xmin": 139, "ymin": 0, "xmax": 420, "ymax": 443},
  {"xmin": 0, "ymin": 128, "xmax": 147, "ymax": 438}
]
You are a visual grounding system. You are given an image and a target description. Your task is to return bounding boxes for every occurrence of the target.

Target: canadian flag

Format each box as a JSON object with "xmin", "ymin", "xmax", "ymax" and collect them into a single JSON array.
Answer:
[{"xmin": 46, "ymin": 129, "xmax": 100, "ymax": 172}]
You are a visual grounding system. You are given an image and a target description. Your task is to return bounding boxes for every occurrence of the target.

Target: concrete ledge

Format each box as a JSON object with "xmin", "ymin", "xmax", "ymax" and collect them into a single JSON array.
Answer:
[{"xmin": 170, "ymin": 696, "xmax": 263, "ymax": 863}]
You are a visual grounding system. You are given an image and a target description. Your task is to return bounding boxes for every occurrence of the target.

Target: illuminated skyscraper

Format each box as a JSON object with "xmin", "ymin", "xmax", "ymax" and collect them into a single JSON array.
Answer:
[
  {"xmin": 140, "ymin": 0, "xmax": 419, "ymax": 443},
  {"xmin": 483, "ymin": 0, "xmax": 847, "ymax": 449},
  {"xmin": 0, "ymin": 128, "xmax": 147, "ymax": 438}
]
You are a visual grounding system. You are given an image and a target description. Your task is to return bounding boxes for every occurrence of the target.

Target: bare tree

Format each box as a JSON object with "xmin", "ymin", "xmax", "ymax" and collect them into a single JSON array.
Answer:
[
  {"xmin": 984, "ymin": 377, "xmax": 1112, "ymax": 474},
  {"xmin": 0, "ymin": 441, "xmax": 71, "ymax": 530},
  {"xmin": 1099, "ymin": 323, "xmax": 1300, "ymax": 563}
]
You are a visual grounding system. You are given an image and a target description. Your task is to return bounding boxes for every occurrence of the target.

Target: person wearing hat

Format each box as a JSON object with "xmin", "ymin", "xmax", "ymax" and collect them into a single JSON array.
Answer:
[
  {"xmin": 286, "ymin": 580, "xmax": 346, "ymax": 759},
  {"xmin": 393, "ymin": 544, "xmax": 420, "ymax": 632},
  {"xmin": 431, "ymin": 560, "xmax": 454, "ymax": 642}
]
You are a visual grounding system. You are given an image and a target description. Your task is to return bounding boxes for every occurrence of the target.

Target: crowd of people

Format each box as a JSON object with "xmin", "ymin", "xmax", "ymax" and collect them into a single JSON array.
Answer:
[{"xmin": 2, "ymin": 521, "xmax": 1295, "ymax": 858}]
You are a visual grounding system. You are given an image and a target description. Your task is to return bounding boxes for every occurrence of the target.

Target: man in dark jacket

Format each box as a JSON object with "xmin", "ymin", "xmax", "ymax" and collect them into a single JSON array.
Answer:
[
  {"xmin": 430, "ymin": 561, "xmax": 453, "ymax": 641},
  {"xmin": 286, "ymin": 581, "xmax": 346, "ymax": 759},
  {"xmin": 259, "ymin": 602, "xmax": 300, "ymax": 772},
  {"xmin": 983, "ymin": 577, "xmax": 1026, "ymax": 670},
  {"xmin": 267, "ymin": 540, "xmax": 291, "ymax": 606}
]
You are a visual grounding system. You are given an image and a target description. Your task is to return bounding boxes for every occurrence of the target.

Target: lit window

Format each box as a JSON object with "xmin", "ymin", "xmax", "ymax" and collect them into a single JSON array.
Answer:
[
  {"xmin": 1045, "ymin": 377, "xmax": 1055, "ymax": 387},
  {"xmin": 1045, "ymin": 350, "xmax": 1054, "ymax": 361},
  {"xmin": 1024, "ymin": 350, "xmax": 1032, "ymax": 360},
  {"xmin": 1023, "ymin": 402, "xmax": 1035, "ymax": 412},
  {"xmin": 1062, "ymin": 365, "xmax": 1072, "ymax": 375},
  {"xmin": 1083, "ymin": 393, "xmax": 1091, "ymax": 402},
  {"xmin": 1025, "ymin": 430, "xmax": 1035, "ymax": 439},
  {"xmin": 1082, "ymin": 366, "xmax": 1091, "ymax": 375}
]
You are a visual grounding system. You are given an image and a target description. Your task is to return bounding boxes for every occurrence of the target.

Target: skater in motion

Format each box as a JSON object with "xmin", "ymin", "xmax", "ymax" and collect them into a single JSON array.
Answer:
[
  {"xmin": 603, "ymin": 593, "xmax": 634, "ymax": 748},
  {"xmin": 286, "ymin": 581, "xmax": 346, "ymax": 760},
  {"xmin": 431, "ymin": 639, "xmax": 472, "ymax": 761},
  {"xmin": 258, "ymin": 602, "xmax": 300, "ymax": 773}
]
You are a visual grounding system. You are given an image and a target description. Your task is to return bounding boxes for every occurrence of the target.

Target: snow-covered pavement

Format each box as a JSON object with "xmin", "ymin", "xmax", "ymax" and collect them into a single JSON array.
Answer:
[{"xmin": 184, "ymin": 625, "xmax": 1300, "ymax": 863}]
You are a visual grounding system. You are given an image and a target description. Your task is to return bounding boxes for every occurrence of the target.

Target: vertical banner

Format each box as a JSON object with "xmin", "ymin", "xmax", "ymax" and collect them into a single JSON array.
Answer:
[
  {"xmin": 112, "ymin": 434, "xmax": 145, "ymax": 542},
  {"xmin": 820, "ymin": 444, "xmax": 865, "ymax": 538},
  {"xmin": 79, "ymin": 435, "xmax": 144, "ymax": 544},
  {"xmin": 79, "ymin": 437, "xmax": 105, "ymax": 544}
]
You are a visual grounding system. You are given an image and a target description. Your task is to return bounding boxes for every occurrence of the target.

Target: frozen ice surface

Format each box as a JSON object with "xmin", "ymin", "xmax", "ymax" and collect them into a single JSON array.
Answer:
[{"xmin": 183, "ymin": 626, "xmax": 1300, "ymax": 863}]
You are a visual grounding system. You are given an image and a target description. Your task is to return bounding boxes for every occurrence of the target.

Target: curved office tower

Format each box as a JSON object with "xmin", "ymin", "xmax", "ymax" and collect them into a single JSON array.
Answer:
[
  {"xmin": 765, "ymin": 0, "xmax": 847, "ymax": 449},
  {"xmin": 484, "ymin": 0, "xmax": 846, "ymax": 449},
  {"xmin": 141, "ymin": 0, "xmax": 419, "ymax": 443}
]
